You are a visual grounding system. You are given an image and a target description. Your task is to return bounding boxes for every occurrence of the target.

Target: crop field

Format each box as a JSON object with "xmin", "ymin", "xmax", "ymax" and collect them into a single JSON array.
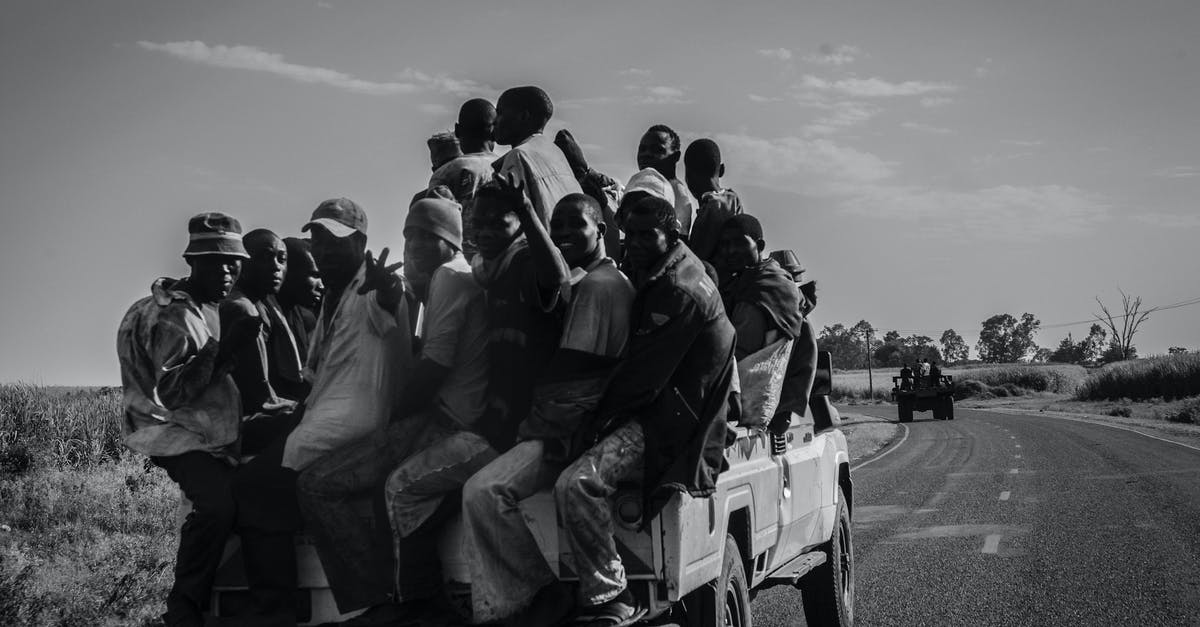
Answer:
[
  {"xmin": 831, "ymin": 363, "xmax": 1089, "ymax": 401},
  {"xmin": 1076, "ymin": 353, "xmax": 1200, "ymax": 401}
]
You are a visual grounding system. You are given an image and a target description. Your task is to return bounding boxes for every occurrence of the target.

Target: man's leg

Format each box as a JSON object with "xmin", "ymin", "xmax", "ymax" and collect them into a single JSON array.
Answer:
[
  {"xmin": 462, "ymin": 440, "xmax": 562, "ymax": 622},
  {"xmin": 233, "ymin": 436, "xmax": 301, "ymax": 623},
  {"xmin": 554, "ymin": 422, "xmax": 645, "ymax": 608},
  {"xmin": 153, "ymin": 452, "xmax": 238, "ymax": 627},
  {"xmin": 295, "ymin": 427, "xmax": 407, "ymax": 614},
  {"xmin": 385, "ymin": 431, "xmax": 498, "ymax": 603}
]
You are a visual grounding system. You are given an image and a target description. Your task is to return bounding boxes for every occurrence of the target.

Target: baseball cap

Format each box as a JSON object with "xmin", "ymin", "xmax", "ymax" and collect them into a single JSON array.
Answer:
[
  {"xmin": 302, "ymin": 197, "xmax": 368, "ymax": 238},
  {"xmin": 624, "ymin": 168, "xmax": 676, "ymax": 206},
  {"xmin": 183, "ymin": 212, "xmax": 249, "ymax": 258}
]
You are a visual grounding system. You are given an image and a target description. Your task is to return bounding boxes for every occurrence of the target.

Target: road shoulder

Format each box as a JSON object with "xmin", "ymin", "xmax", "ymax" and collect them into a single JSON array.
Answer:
[{"xmin": 838, "ymin": 411, "xmax": 903, "ymax": 464}]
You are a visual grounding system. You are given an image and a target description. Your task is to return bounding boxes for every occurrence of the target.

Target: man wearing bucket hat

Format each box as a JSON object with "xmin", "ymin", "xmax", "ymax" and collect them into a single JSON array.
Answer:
[
  {"xmin": 297, "ymin": 197, "xmax": 491, "ymax": 624},
  {"xmin": 117, "ymin": 212, "xmax": 262, "ymax": 627}
]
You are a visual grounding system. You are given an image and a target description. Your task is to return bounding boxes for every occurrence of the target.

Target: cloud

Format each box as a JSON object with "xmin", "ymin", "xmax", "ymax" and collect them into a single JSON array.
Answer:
[
  {"xmin": 902, "ymin": 122, "xmax": 952, "ymax": 134},
  {"xmin": 316, "ymin": 1, "xmax": 333, "ymax": 8},
  {"xmin": 920, "ymin": 96, "xmax": 954, "ymax": 108},
  {"xmin": 974, "ymin": 58, "xmax": 994, "ymax": 78},
  {"xmin": 803, "ymin": 101, "xmax": 881, "ymax": 136},
  {"xmin": 137, "ymin": 40, "xmax": 489, "ymax": 96},
  {"xmin": 417, "ymin": 103, "xmax": 451, "ymax": 115},
  {"xmin": 702, "ymin": 133, "xmax": 895, "ymax": 189},
  {"xmin": 619, "ymin": 67, "xmax": 653, "ymax": 78},
  {"xmin": 800, "ymin": 74, "xmax": 957, "ymax": 97},
  {"xmin": 757, "ymin": 48, "xmax": 793, "ymax": 61},
  {"xmin": 1000, "ymin": 139, "xmax": 1043, "ymax": 147},
  {"xmin": 1129, "ymin": 213, "xmax": 1200, "ymax": 228},
  {"xmin": 624, "ymin": 84, "xmax": 691, "ymax": 105},
  {"xmin": 803, "ymin": 44, "xmax": 862, "ymax": 66},
  {"xmin": 1153, "ymin": 165, "xmax": 1200, "ymax": 178}
]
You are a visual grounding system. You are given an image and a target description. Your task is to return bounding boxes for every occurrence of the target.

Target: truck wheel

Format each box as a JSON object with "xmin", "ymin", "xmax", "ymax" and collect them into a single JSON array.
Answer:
[
  {"xmin": 898, "ymin": 400, "xmax": 913, "ymax": 423},
  {"xmin": 944, "ymin": 397, "xmax": 955, "ymax": 420},
  {"xmin": 799, "ymin": 487, "xmax": 854, "ymax": 626},
  {"xmin": 718, "ymin": 534, "xmax": 752, "ymax": 627}
]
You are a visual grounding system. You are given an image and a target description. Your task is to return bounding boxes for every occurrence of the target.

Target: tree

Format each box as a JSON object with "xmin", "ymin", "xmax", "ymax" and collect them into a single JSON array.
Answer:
[
  {"xmin": 819, "ymin": 322, "xmax": 870, "ymax": 370},
  {"xmin": 1079, "ymin": 323, "xmax": 1108, "ymax": 364},
  {"xmin": 1094, "ymin": 289, "xmax": 1154, "ymax": 362},
  {"xmin": 976, "ymin": 312, "xmax": 1041, "ymax": 363},
  {"xmin": 939, "ymin": 329, "xmax": 969, "ymax": 364},
  {"xmin": 1169, "ymin": 346, "xmax": 1190, "ymax": 355},
  {"xmin": 1048, "ymin": 332, "xmax": 1082, "ymax": 364},
  {"xmin": 1101, "ymin": 339, "xmax": 1137, "ymax": 364}
]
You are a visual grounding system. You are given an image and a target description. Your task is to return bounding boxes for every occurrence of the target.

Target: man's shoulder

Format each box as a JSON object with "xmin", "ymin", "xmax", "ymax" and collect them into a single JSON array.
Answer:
[
  {"xmin": 648, "ymin": 249, "xmax": 719, "ymax": 313},
  {"xmin": 576, "ymin": 261, "xmax": 634, "ymax": 301},
  {"xmin": 431, "ymin": 256, "xmax": 482, "ymax": 292}
]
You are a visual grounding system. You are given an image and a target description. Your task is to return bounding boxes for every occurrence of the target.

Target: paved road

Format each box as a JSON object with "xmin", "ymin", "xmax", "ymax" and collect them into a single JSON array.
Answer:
[{"xmin": 752, "ymin": 406, "xmax": 1200, "ymax": 626}]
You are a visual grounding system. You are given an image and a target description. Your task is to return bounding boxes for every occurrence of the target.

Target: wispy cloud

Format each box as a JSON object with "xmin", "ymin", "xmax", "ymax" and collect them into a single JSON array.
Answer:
[
  {"xmin": 748, "ymin": 94, "xmax": 784, "ymax": 103},
  {"xmin": 624, "ymin": 84, "xmax": 691, "ymax": 105},
  {"xmin": 920, "ymin": 96, "xmax": 954, "ymax": 108},
  {"xmin": 803, "ymin": 44, "xmax": 862, "ymax": 66},
  {"xmin": 137, "ymin": 41, "xmax": 489, "ymax": 97},
  {"xmin": 974, "ymin": 58, "xmax": 994, "ymax": 78},
  {"xmin": 1153, "ymin": 165, "xmax": 1200, "ymax": 178},
  {"xmin": 902, "ymin": 122, "xmax": 952, "ymax": 134},
  {"xmin": 803, "ymin": 101, "xmax": 881, "ymax": 136},
  {"xmin": 619, "ymin": 67, "xmax": 653, "ymax": 78},
  {"xmin": 417, "ymin": 103, "xmax": 451, "ymax": 116},
  {"xmin": 1129, "ymin": 212, "xmax": 1200, "ymax": 228},
  {"xmin": 800, "ymin": 74, "xmax": 957, "ymax": 98},
  {"xmin": 701, "ymin": 133, "xmax": 895, "ymax": 189},
  {"xmin": 1000, "ymin": 139, "xmax": 1044, "ymax": 147},
  {"xmin": 757, "ymin": 48, "xmax": 793, "ymax": 61}
]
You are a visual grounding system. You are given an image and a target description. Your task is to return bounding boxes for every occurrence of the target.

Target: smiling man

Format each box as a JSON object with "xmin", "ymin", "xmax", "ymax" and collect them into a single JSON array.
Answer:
[
  {"xmin": 116, "ymin": 212, "xmax": 260, "ymax": 627},
  {"xmin": 463, "ymin": 192, "xmax": 635, "ymax": 624}
]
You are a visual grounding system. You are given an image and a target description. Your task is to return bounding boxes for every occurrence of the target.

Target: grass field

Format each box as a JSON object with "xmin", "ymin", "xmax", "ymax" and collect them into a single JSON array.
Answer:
[
  {"xmin": 1075, "ymin": 352, "xmax": 1200, "ymax": 401},
  {"xmin": 831, "ymin": 363, "xmax": 1088, "ymax": 402}
]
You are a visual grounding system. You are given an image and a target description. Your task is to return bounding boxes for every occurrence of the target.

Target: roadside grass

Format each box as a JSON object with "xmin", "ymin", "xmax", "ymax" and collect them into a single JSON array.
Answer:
[
  {"xmin": 832, "ymin": 363, "xmax": 1087, "ymax": 402},
  {"xmin": 1075, "ymin": 353, "xmax": 1200, "ymax": 401}
]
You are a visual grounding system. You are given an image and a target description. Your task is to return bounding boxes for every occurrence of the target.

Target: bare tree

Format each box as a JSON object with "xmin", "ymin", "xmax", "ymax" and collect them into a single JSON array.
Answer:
[{"xmin": 1094, "ymin": 289, "xmax": 1155, "ymax": 361}]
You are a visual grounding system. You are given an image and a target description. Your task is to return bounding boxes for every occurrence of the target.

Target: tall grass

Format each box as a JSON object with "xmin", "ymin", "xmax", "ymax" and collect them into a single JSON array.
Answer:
[
  {"xmin": 0, "ymin": 384, "xmax": 125, "ymax": 473},
  {"xmin": 833, "ymin": 363, "xmax": 1088, "ymax": 401},
  {"xmin": 1076, "ymin": 353, "xmax": 1200, "ymax": 401}
]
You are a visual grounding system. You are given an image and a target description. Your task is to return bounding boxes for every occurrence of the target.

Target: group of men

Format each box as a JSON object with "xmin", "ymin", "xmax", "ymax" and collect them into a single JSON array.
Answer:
[
  {"xmin": 118, "ymin": 84, "xmax": 819, "ymax": 627},
  {"xmin": 898, "ymin": 358, "xmax": 943, "ymax": 390}
]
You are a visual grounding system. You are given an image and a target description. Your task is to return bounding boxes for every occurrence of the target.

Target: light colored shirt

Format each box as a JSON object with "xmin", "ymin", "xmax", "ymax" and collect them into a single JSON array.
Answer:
[
  {"xmin": 669, "ymin": 178, "xmax": 696, "ymax": 237},
  {"xmin": 419, "ymin": 255, "xmax": 490, "ymax": 427},
  {"xmin": 560, "ymin": 258, "xmax": 635, "ymax": 358},
  {"xmin": 116, "ymin": 278, "xmax": 241, "ymax": 461},
  {"xmin": 430, "ymin": 151, "xmax": 497, "ymax": 257},
  {"xmin": 493, "ymin": 133, "xmax": 582, "ymax": 227},
  {"xmin": 283, "ymin": 263, "xmax": 413, "ymax": 470}
]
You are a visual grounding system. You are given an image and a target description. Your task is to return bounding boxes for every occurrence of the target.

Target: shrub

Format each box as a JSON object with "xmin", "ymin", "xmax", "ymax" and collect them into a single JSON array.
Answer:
[
  {"xmin": 1161, "ymin": 398, "xmax": 1200, "ymax": 424},
  {"xmin": 1107, "ymin": 407, "xmax": 1132, "ymax": 417},
  {"xmin": 1075, "ymin": 353, "xmax": 1200, "ymax": 401}
]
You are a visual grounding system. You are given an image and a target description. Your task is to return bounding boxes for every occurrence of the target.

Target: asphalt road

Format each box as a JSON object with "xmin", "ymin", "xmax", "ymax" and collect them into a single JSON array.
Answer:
[{"xmin": 752, "ymin": 406, "xmax": 1200, "ymax": 626}]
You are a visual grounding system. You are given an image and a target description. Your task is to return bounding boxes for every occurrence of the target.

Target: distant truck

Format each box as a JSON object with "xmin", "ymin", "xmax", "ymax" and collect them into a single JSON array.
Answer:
[
  {"xmin": 207, "ymin": 348, "xmax": 855, "ymax": 626},
  {"xmin": 891, "ymin": 375, "xmax": 955, "ymax": 422}
]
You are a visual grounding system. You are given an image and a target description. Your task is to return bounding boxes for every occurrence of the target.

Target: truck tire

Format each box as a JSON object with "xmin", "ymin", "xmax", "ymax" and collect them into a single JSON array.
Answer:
[
  {"xmin": 799, "ymin": 487, "xmax": 854, "ymax": 626},
  {"xmin": 897, "ymin": 399, "xmax": 913, "ymax": 423},
  {"xmin": 718, "ymin": 534, "xmax": 752, "ymax": 627},
  {"xmin": 944, "ymin": 397, "xmax": 955, "ymax": 420}
]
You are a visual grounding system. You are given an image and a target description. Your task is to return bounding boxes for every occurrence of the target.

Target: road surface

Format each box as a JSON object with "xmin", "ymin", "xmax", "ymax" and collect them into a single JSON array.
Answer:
[{"xmin": 752, "ymin": 406, "xmax": 1200, "ymax": 626}]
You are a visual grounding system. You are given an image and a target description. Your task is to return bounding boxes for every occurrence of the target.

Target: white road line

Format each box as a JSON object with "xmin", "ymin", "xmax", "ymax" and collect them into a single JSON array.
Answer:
[
  {"xmin": 982, "ymin": 534, "xmax": 1002, "ymax": 554},
  {"xmin": 999, "ymin": 491, "xmax": 1011, "ymax": 501},
  {"xmin": 1015, "ymin": 444, "xmax": 1022, "ymax": 448},
  {"xmin": 1009, "ymin": 468, "xmax": 1019, "ymax": 474},
  {"xmin": 852, "ymin": 423, "xmax": 911, "ymax": 471},
  {"xmin": 1015, "ymin": 454, "xmax": 1022, "ymax": 459},
  {"xmin": 989, "ymin": 409, "xmax": 1200, "ymax": 454}
]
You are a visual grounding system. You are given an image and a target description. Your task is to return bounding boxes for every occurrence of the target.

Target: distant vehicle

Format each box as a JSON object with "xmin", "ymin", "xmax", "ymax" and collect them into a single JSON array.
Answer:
[{"xmin": 891, "ymin": 375, "xmax": 955, "ymax": 422}]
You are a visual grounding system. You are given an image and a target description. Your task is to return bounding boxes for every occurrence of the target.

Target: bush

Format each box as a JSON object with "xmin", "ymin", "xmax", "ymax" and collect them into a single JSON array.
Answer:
[
  {"xmin": 1107, "ymin": 406, "xmax": 1132, "ymax": 417},
  {"xmin": 1161, "ymin": 398, "xmax": 1200, "ymax": 424},
  {"xmin": 1076, "ymin": 353, "xmax": 1200, "ymax": 401}
]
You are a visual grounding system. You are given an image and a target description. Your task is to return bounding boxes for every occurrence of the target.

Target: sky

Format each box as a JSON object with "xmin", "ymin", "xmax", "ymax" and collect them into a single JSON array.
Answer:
[{"xmin": 2, "ymin": 0, "xmax": 1199, "ymax": 386}]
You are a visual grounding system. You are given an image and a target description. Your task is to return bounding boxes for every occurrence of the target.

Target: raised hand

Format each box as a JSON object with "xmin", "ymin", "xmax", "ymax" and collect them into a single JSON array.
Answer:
[{"xmin": 357, "ymin": 248, "xmax": 405, "ymax": 295}]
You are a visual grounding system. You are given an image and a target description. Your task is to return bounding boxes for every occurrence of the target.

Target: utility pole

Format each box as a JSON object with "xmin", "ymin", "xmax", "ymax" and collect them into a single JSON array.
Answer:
[{"xmin": 865, "ymin": 325, "xmax": 874, "ymax": 398}]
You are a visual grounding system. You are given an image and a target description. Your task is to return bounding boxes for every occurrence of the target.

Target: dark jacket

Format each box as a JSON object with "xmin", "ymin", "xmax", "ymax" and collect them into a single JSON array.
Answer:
[{"xmin": 597, "ymin": 242, "xmax": 738, "ymax": 517}]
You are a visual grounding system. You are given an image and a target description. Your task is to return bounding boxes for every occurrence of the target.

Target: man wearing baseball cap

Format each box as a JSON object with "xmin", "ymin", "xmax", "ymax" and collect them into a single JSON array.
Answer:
[
  {"xmin": 297, "ymin": 197, "xmax": 491, "ymax": 622},
  {"xmin": 231, "ymin": 197, "xmax": 414, "ymax": 623},
  {"xmin": 117, "ymin": 212, "xmax": 263, "ymax": 627}
]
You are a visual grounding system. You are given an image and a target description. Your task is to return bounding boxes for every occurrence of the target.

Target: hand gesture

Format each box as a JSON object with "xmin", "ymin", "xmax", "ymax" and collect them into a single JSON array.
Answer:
[
  {"xmin": 357, "ymin": 248, "xmax": 405, "ymax": 295},
  {"xmin": 496, "ymin": 174, "xmax": 534, "ymax": 216}
]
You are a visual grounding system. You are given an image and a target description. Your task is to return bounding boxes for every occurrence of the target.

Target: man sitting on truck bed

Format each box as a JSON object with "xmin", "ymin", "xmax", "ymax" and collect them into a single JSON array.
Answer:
[
  {"xmin": 555, "ymin": 195, "xmax": 738, "ymax": 627},
  {"xmin": 463, "ymin": 192, "xmax": 635, "ymax": 625},
  {"xmin": 716, "ymin": 214, "xmax": 804, "ymax": 360}
]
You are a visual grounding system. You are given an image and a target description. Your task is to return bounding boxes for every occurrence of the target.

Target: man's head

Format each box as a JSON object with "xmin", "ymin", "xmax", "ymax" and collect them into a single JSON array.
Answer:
[
  {"xmin": 683, "ymin": 138, "xmax": 724, "ymax": 199},
  {"xmin": 637, "ymin": 124, "xmax": 681, "ymax": 176},
  {"xmin": 238, "ymin": 229, "xmax": 287, "ymax": 297},
  {"xmin": 719, "ymin": 214, "xmax": 765, "ymax": 272},
  {"xmin": 550, "ymin": 193, "xmax": 605, "ymax": 268},
  {"xmin": 302, "ymin": 197, "xmax": 368, "ymax": 291},
  {"xmin": 623, "ymin": 196, "xmax": 680, "ymax": 273},
  {"xmin": 455, "ymin": 98, "xmax": 496, "ymax": 154},
  {"xmin": 404, "ymin": 198, "xmax": 463, "ymax": 292},
  {"xmin": 281, "ymin": 237, "xmax": 323, "ymax": 309},
  {"xmin": 182, "ymin": 212, "xmax": 248, "ymax": 303},
  {"xmin": 617, "ymin": 168, "xmax": 676, "ymax": 228},
  {"xmin": 472, "ymin": 182, "xmax": 526, "ymax": 260},
  {"xmin": 494, "ymin": 86, "xmax": 553, "ymax": 146}
]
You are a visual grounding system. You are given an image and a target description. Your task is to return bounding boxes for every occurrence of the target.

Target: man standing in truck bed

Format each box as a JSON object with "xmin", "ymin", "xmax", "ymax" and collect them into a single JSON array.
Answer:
[{"xmin": 555, "ymin": 195, "xmax": 738, "ymax": 626}]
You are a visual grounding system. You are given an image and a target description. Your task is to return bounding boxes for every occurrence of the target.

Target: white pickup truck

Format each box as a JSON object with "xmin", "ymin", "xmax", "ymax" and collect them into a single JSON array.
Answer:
[{"xmin": 209, "ymin": 351, "xmax": 854, "ymax": 627}]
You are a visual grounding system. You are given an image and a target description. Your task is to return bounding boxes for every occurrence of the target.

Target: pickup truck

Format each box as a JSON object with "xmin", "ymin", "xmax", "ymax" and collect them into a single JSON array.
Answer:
[{"xmin": 206, "ymin": 349, "xmax": 854, "ymax": 626}]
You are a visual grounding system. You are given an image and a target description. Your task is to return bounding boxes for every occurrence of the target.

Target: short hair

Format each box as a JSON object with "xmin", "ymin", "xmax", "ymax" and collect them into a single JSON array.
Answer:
[
  {"xmin": 499, "ymin": 86, "xmax": 553, "ymax": 126},
  {"xmin": 243, "ymin": 228, "xmax": 281, "ymax": 253},
  {"xmin": 457, "ymin": 98, "xmax": 495, "ymax": 137},
  {"xmin": 684, "ymin": 138, "xmax": 722, "ymax": 178},
  {"xmin": 554, "ymin": 192, "xmax": 603, "ymax": 226},
  {"xmin": 628, "ymin": 196, "xmax": 679, "ymax": 234},
  {"xmin": 283, "ymin": 237, "xmax": 311, "ymax": 258},
  {"xmin": 646, "ymin": 124, "xmax": 681, "ymax": 153},
  {"xmin": 474, "ymin": 180, "xmax": 528, "ymax": 215}
]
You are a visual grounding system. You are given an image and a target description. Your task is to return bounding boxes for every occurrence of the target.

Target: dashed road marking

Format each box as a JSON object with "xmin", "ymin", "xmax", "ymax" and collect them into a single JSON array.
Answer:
[
  {"xmin": 1015, "ymin": 444, "xmax": 1022, "ymax": 448},
  {"xmin": 999, "ymin": 491, "xmax": 1011, "ymax": 501},
  {"xmin": 982, "ymin": 534, "xmax": 1002, "ymax": 554},
  {"xmin": 1015, "ymin": 454, "xmax": 1022, "ymax": 459},
  {"xmin": 1009, "ymin": 468, "xmax": 1019, "ymax": 474}
]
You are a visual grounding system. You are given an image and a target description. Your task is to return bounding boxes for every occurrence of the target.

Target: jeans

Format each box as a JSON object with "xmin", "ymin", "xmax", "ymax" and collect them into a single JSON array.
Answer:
[
  {"xmin": 554, "ymin": 422, "xmax": 645, "ymax": 606},
  {"xmin": 384, "ymin": 430, "xmax": 497, "ymax": 602},
  {"xmin": 462, "ymin": 440, "xmax": 564, "ymax": 621}
]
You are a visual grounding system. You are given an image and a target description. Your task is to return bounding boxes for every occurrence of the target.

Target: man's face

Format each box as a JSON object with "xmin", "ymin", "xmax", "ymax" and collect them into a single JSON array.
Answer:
[
  {"xmin": 623, "ymin": 212, "xmax": 672, "ymax": 272},
  {"xmin": 404, "ymin": 229, "xmax": 455, "ymax": 293},
  {"xmin": 637, "ymin": 131, "xmax": 676, "ymax": 172},
  {"xmin": 243, "ymin": 236, "xmax": 287, "ymax": 295},
  {"xmin": 718, "ymin": 226, "xmax": 760, "ymax": 272},
  {"xmin": 189, "ymin": 255, "xmax": 242, "ymax": 303},
  {"xmin": 550, "ymin": 202, "xmax": 602, "ymax": 268},
  {"xmin": 492, "ymin": 95, "xmax": 525, "ymax": 146},
  {"xmin": 309, "ymin": 226, "xmax": 364, "ymax": 289},
  {"xmin": 284, "ymin": 248, "xmax": 324, "ymax": 309},
  {"xmin": 472, "ymin": 196, "xmax": 522, "ymax": 260}
]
